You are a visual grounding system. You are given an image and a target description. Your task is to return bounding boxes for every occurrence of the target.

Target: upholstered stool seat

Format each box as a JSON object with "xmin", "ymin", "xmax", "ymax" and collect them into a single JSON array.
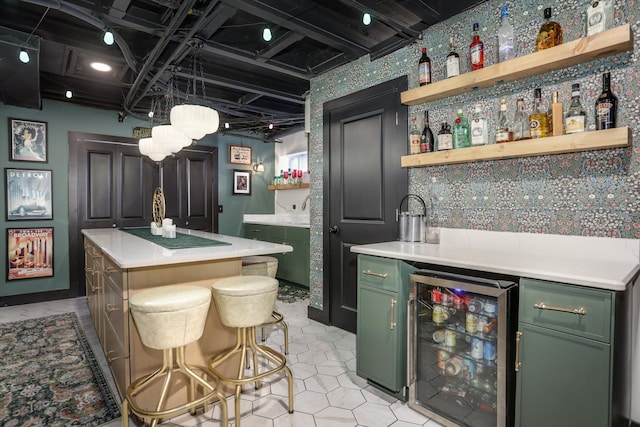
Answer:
[
  {"xmin": 122, "ymin": 284, "xmax": 228, "ymax": 427},
  {"xmin": 209, "ymin": 275, "xmax": 293, "ymax": 426},
  {"xmin": 241, "ymin": 256, "xmax": 289, "ymax": 354}
]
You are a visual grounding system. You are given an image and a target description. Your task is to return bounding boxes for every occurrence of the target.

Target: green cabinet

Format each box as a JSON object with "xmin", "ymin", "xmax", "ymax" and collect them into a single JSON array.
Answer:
[
  {"xmin": 244, "ymin": 224, "xmax": 309, "ymax": 287},
  {"xmin": 515, "ymin": 278, "xmax": 630, "ymax": 427},
  {"xmin": 356, "ymin": 254, "xmax": 413, "ymax": 399}
]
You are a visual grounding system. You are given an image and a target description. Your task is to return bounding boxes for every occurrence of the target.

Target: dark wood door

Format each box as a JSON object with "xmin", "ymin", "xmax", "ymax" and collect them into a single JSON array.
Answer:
[{"xmin": 321, "ymin": 76, "xmax": 408, "ymax": 333}]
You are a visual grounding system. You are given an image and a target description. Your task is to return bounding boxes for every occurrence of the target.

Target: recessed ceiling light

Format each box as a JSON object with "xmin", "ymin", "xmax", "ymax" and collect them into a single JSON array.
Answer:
[
  {"xmin": 262, "ymin": 27, "xmax": 272, "ymax": 42},
  {"xmin": 19, "ymin": 49, "xmax": 30, "ymax": 63},
  {"xmin": 363, "ymin": 13, "xmax": 372, "ymax": 25},
  {"xmin": 90, "ymin": 62, "xmax": 112, "ymax": 72},
  {"xmin": 65, "ymin": 90, "xmax": 73, "ymax": 98},
  {"xmin": 103, "ymin": 30, "xmax": 114, "ymax": 45}
]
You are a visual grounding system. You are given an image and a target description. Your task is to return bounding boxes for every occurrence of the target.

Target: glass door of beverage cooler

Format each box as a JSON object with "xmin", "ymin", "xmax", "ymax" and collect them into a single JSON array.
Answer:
[{"xmin": 407, "ymin": 270, "xmax": 517, "ymax": 427}]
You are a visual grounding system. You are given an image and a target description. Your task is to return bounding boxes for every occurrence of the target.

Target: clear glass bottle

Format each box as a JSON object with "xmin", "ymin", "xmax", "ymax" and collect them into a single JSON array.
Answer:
[
  {"xmin": 595, "ymin": 72, "xmax": 618, "ymax": 130},
  {"xmin": 469, "ymin": 23, "xmax": 484, "ymax": 71},
  {"xmin": 495, "ymin": 98, "xmax": 513, "ymax": 143},
  {"xmin": 512, "ymin": 98, "xmax": 531, "ymax": 141},
  {"xmin": 498, "ymin": 5, "xmax": 515, "ymax": 62},
  {"xmin": 529, "ymin": 88, "xmax": 549, "ymax": 138},
  {"xmin": 409, "ymin": 116, "xmax": 421, "ymax": 154},
  {"xmin": 418, "ymin": 47, "xmax": 431, "ymax": 86},
  {"xmin": 548, "ymin": 91, "xmax": 564, "ymax": 136},
  {"xmin": 453, "ymin": 109, "xmax": 470, "ymax": 149},
  {"xmin": 536, "ymin": 7, "xmax": 563, "ymax": 51},
  {"xmin": 421, "ymin": 110, "xmax": 434, "ymax": 153},
  {"xmin": 565, "ymin": 84, "xmax": 586, "ymax": 134},
  {"xmin": 470, "ymin": 104, "xmax": 488, "ymax": 146},
  {"xmin": 437, "ymin": 122, "xmax": 453, "ymax": 150},
  {"xmin": 446, "ymin": 36, "xmax": 460, "ymax": 78}
]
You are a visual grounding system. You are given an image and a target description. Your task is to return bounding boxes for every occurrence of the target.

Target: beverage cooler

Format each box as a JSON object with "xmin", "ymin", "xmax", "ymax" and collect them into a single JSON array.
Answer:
[{"xmin": 407, "ymin": 269, "xmax": 518, "ymax": 427}]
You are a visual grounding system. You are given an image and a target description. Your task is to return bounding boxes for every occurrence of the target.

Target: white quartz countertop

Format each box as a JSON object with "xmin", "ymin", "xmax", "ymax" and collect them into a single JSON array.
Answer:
[
  {"xmin": 82, "ymin": 228, "xmax": 292, "ymax": 269},
  {"xmin": 243, "ymin": 214, "xmax": 310, "ymax": 228},
  {"xmin": 351, "ymin": 228, "xmax": 640, "ymax": 291}
]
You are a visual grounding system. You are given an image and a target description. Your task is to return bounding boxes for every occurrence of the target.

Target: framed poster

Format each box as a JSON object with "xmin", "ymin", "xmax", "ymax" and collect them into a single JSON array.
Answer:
[
  {"xmin": 229, "ymin": 144, "xmax": 252, "ymax": 165},
  {"xmin": 7, "ymin": 227, "xmax": 54, "ymax": 280},
  {"xmin": 232, "ymin": 169, "xmax": 251, "ymax": 195},
  {"xmin": 5, "ymin": 168, "xmax": 53, "ymax": 220},
  {"xmin": 9, "ymin": 118, "xmax": 48, "ymax": 162}
]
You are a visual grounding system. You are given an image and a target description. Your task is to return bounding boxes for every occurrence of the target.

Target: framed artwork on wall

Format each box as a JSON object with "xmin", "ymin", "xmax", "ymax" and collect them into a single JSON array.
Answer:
[
  {"xmin": 229, "ymin": 144, "xmax": 252, "ymax": 165},
  {"xmin": 232, "ymin": 169, "xmax": 251, "ymax": 195},
  {"xmin": 9, "ymin": 118, "xmax": 48, "ymax": 162},
  {"xmin": 7, "ymin": 227, "xmax": 54, "ymax": 281},
  {"xmin": 5, "ymin": 168, "xmax": 53, "ymax": 220}
]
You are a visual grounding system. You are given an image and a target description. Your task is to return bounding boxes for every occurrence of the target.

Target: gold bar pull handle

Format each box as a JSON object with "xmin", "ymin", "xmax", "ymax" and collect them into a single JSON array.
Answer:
[
  {"xmin": 515, "ymin": 331, "xmax": 523, "ymax": 372},
  {"xmin": 534, "ymin": 302, "xmax": 587, "ymax": 316},
  {"xmin": 363, "ymin": 270, "xmax": 388, "ymax": 278},
  {"xmin": 390, "ymin": 299, "xmax": 397, "ymax": 330}
]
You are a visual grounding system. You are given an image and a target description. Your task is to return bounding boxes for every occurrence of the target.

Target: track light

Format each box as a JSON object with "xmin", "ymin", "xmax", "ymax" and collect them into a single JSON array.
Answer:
[
  {"xmin": 262, "ymin": 27, "xmax": 272, "ymax": 42},
  {"xmin": 224, "ymin": 122, "xmax": 230, "ymax": 129},
  {"xmin": 65, "ymin": 90, "xmax": 73, "ymax": 98},
  {"xmin": 362, "ymin": 13, "xmax": 372, "ymax": 25},
  {"xmin": 268, "ymin": 123, "xmax": 274, "ymax": 130},
  {"xmin": 103, "ymin": 29, "xmax": 114, "ymax": 45},
  {"xmin": 19, "ymin": 49, "xmax": 30, "ymax": 63}
]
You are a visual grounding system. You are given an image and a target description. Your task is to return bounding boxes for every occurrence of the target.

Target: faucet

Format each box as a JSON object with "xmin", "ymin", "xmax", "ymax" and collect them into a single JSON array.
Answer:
[{"xmin": 301, "ymin": 194, "xmax": 311, "ymax": 210}]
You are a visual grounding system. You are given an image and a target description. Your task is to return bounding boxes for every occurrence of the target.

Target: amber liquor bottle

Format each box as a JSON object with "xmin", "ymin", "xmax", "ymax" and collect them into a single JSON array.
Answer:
[
  {"xmin": 529, "ymin": 88, "xmax": 549, "ymax": 139},
  {"xmin": 536, "ymin": 7, "xmax": 563, "ymax": 51},
  {"xmin": 595, "ymin": 72, "xmax": 618, "ymax": 130},
  {"xmin": 418, "ymin": 47, "xmax": 431, "ymax": 86}
]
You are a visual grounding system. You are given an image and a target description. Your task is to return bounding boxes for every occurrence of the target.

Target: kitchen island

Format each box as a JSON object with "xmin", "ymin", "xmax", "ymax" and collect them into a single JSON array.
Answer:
[{"xmin": 82, "ymin": 227, "xmax": 292, "ymax": 410}]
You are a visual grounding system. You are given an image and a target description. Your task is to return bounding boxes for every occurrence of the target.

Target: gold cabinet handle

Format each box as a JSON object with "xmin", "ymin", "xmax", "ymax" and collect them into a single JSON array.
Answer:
[
  {"xmin": 106, "ymin": 350, "xmax": 121, "ymax": 362},
  {"xmin": 515, "ymin": 331, "xmax": 523, "ymax": 372},
  {"xmin": 89, "ymin": 283, "xmax": 101, "ymax": 292},
  {"xmin": 534, "ymin": 302, "xmax": 587, "ymax": 316},
  {"xmin": 105, "ymin": 304, "xmax": 118, "ymax": 313},
  {"xmin": 104, "ymin": 266, "xmax": 118, "ymax": 274},
  {"xmin": 390, "ymin": 299, "xmax": 396, "ymax": 330},
  {"xmin": 363, "ymin": 270, "xmax": 388, "ymax": 278}
]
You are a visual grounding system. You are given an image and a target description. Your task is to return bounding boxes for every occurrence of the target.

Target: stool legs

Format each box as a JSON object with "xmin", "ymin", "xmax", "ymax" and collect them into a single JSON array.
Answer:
[{"xmin": 260, "ymin": 311, "xmax": 289, "ymax": 355}]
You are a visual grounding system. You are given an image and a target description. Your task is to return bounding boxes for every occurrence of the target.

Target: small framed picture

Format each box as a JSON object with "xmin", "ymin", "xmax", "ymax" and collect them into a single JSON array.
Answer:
[
  {"xmin": 229, "ymin": 144, "xmax": 252, "ymax": 165},
  {"xmin": 9, "ymin": 118, "xmax": 48, "ymax": 162},
  {"xmin": 232, "ymin": 169, "xmax": 251, "ymax": 195},
  {"xmin": 7, "ymin": 227, "xmax": 54, "ymax": 281},
  {"xmin": 5, "ymin": 168, "xmax": 53, "ymax": 220}
]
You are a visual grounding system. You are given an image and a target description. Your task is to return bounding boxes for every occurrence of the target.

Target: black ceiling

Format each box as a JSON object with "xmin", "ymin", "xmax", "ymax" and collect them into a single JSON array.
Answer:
[{"xmin": 0, "ymin": 0, "xmax": 486, "ymax": 137}]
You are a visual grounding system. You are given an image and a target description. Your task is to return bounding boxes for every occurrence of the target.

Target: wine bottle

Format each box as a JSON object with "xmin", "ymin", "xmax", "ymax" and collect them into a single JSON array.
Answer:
[
  {"xmin": 446, "ymin": 36, "xmax": 460, "ymax": 78},
  {"xmin": 498, "ymin": 5, "xmax": 515, "ymax": 62},
  {"xmin": 595, "ymin": 72, "xmax": 618, "ymax": 130},
  {"xmin": 421, "ymin": 110, "xmax": 434, "ymax": 153},
  {"xmin": 536, "ymin": 7, "xmax": 563, "ymax": 51},
  {"xmin": 529, "ymin": 88, "xmax": 549, "ymax": 138},
  {"xmin": 469, "ymin": 23, "xmax": 484, "ymax": 71},
  {"xmin": 418, "ymin": 47, "xmax": 431, "ymax": 86},
  {"xmin": 409, "ymin": 116, "xmax": 421, "ymax": 154},
  {"xmin": 565, "ymin": 84, "xmax": 586, "ymax": 134}
]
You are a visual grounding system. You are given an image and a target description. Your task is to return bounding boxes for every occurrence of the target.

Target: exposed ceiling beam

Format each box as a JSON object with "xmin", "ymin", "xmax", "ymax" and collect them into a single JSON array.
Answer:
[{"xmin": 257, "ymin": 31, "xmax": 304, "ymax": 62}]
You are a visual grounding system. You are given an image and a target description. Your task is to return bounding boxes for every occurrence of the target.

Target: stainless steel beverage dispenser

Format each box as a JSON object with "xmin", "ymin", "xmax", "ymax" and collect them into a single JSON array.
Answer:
[{"xmin": 397, "ymin": 194, "xmax": 426, "ymax": 242}]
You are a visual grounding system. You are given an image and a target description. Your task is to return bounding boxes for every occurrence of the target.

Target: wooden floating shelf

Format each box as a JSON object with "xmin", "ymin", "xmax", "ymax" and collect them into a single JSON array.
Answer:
[
  {"xmin": 400, "ymin": 127, "xmax": 631, "ymax": 168},
  {"xmin": 401, "ymin": 24, "xmax": 633, "ymax": 106},
  {"xmin": 267, "ymin": 183, "xmax": 310, "ymax": 190}
]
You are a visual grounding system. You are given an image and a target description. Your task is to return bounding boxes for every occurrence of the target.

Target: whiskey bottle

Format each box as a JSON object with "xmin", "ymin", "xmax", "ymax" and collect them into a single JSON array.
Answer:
[
  {"xmin": 421, "ymin": 110, "xmax": 434, "ymax": 153},
  {"xmin": 512, "ymin": 98, "xmax": 531, "ymax": 141},
  {"xmin": 446, "ymin": 37, "xmax": 460, "ymax": 78},
  {"xmin": 453, "ymin": 109, "xmax": 471, "ymax": 149},
  {"xmin": 536, "ymin": 7, "xmax": 563, "ymax": 51},
  {"xmin": 498, "ymin": 5, "xmax": 515, "ymax": 62},
  {"xmin": 409, "ymin": 116, "xmax": 421, "ymax": 154},
  {"xmin": 495, "ymin": 99, "xmax": 513, "ymax": 143},
  {"xmin": 548, "ymin": 91, "xmax": 564, "ymax": 136},
  {"xmin": 529, "ymin": 88, "xmax": 549, "ymax": 138},
  {"xmin": 470, "ymin": 104, "xmax": 488, "ymax": 146},
  {"xmin": 595, "ymin": 72, "xmax": 618, "ymax": 130},
  {"xmin": 437, "ymin": 122, "xmax": 453, "ymax": 150},
  {"xmin": 565, "ymin": 84, "xmax": 586, "ymax": 134},
  {"xmin": 469, "ymin": 23, "xmax": 484, "ymax": 71},
  {"xmin": 418, "ymin": 47, "xmax": 431, "ymax": 86}
]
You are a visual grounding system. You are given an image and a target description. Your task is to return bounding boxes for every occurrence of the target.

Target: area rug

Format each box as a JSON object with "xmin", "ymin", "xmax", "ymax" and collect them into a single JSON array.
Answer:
[
  {"xmin": 277, "ymin": 281, "xmax": 310, "ymax": 303},
  {"xmin": 0, "ymin": 313, "xmax": 120, "ymax": 426}
]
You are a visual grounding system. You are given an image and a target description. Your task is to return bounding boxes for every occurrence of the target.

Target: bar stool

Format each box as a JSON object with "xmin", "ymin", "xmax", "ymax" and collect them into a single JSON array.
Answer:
[
  {"xmin": 208, "ymin": 275, "xmax": 293, "ymax": 426},
  {"xmin": 241, "ymin": 256, "xmax": 289, "ymax": 354},
  {"xmin": 122, "ymin": 284, "xmax": 228, "ymax": 427}
]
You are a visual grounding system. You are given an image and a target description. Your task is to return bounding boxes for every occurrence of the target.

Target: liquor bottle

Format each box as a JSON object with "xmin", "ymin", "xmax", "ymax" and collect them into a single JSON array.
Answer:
[
  {"xmin": 409, "ymin": 116, "xmax": 421, "ymax": 154},
  {"xmin": 470, "ymin": 104, "xmax": 488, "ymax": 146},
  {"xmin": 437, "ymin": 122, "xmax": 453, "ymax": 150},
  {"xmin": 446, "ymin": 37, "xmax": 460, "ymax": 78},
  {"xmin": 453, "ymin": 109, "xmax": 471, "ymax": 149},
  {"xmin": 548, "ymin": 91, "xmax": 564, "ymax": 136},
  {"xmin": 587, "ymin": 0, "xmax": 613, "ymax": 36},
  {"xmin": 565, "ymin": 84, "xmax": 586, "ymax": 134},
  {"xmin": 419, "ymin": 47, "xmax": 431, "ymax": 86},
  {"xmin": 498, "ymin": 5, "xmax": 515, "ymax": 62},
  {"xmin": 595, "ymin": 72, "xmax": 618, "ymax": 130},
  {"xmin": 421, "ymin": 110, "xmax": 434, "ymax": 153},
  {"xmin": 512, "ymin": 98, "xmax": 531, "ymax": 141},
  {"xmin": 495, "ymin": 98, "xmax": 513, "ymax": 143},
  {"xmin": 536, "ymin": 7, "xmax": 563, "ymax": 51},
  {"xmin": 469, "ymin": 23, "xmax": 484, "ymax": 71},
  {"xmin": 529, "ymin": 88, "xmax": 549, "ymax": 138}
]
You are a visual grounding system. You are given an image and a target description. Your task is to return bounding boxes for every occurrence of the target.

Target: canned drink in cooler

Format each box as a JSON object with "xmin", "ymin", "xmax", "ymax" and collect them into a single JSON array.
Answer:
[
  {"xmin": 466, "ymin": 313, "xmax": 478, "ymax": 333},
  {"xmin": 445, "ymin": 329, "xmax": 456, "ymax": 347},
  {"xmin": 438, "ymin": 348, "xmax": 451, "ymax": 369},
  {"xmin": 462, "ymin": 358, "xmax": 476, "ymax": 380},
  {"xmin": 471, "ymin": 337, "xmax": 484, "ymax": 359},
  {"xmin": 484, "ymin": 341, "xmax": 496, "ymax": 361}
]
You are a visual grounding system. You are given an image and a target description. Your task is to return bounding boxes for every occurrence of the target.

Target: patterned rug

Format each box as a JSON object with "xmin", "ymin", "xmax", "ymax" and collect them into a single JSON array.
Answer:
[
  {"xmin": 0, "ymin": 313, "xmax": 120, "ymax": 426},
  {"xmin": 277, "ymin": 281, "xmax": 310, "ymax": 303}
]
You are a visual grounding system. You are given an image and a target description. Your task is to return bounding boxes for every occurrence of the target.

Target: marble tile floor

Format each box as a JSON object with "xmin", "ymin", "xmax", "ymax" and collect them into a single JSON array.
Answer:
[{"xmin": 0, "ymin": 297, "xmax": 444, "ymax": 427}]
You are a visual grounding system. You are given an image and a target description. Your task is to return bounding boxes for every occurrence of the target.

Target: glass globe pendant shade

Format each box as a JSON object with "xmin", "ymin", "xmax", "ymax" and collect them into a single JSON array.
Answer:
[
  {"xmin": 170, "ymin": 104, "xmax": 220, "ymax": 141},
  {"xmin": 139, "ymin": 137, "xmax": 169, "ymax": 162},
  {"xmin": 152, "ymin": 124, "xmax": 191, "ymax": 153}
]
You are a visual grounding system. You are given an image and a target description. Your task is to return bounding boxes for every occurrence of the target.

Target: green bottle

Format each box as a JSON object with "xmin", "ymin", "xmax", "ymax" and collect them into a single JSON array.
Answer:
[{"xmin": 453, "ymin": 109, "xmax": 471, "ymax": 149}]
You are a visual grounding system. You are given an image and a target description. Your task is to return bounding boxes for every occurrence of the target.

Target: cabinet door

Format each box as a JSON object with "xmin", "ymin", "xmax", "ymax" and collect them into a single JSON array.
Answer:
[
  {"xmin": 515, "ymin": 322, "xmax": 610, "ymax": 427},
  {"xmin": 357, "ymin": 285, "xmax": 401, "ymax": 391}
]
